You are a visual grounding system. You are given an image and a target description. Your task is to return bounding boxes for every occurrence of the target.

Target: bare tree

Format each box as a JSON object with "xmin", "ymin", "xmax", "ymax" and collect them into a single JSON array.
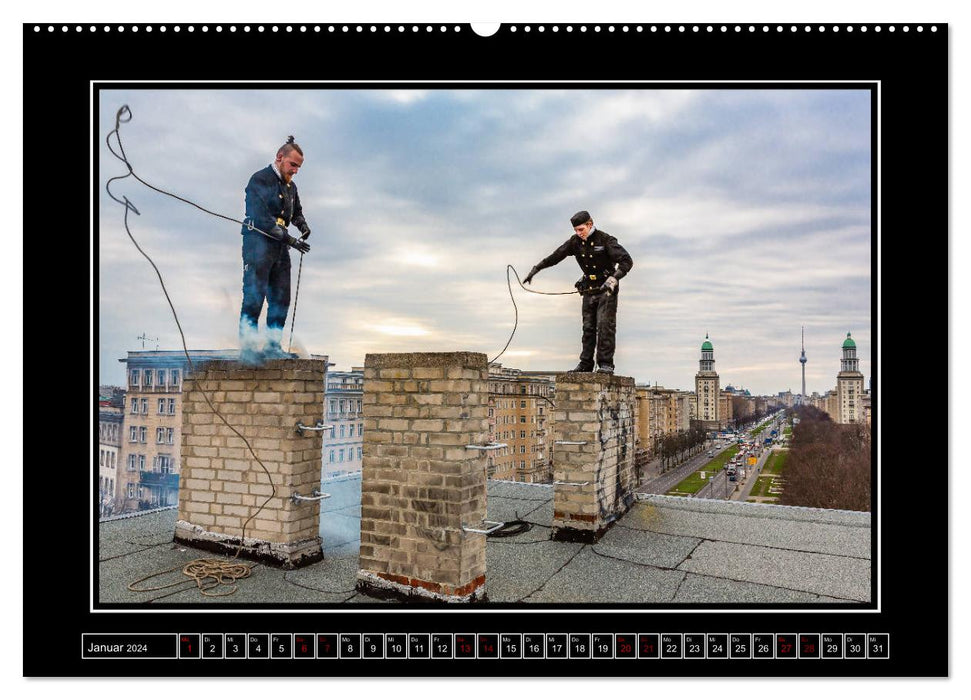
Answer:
[{"xmin": 780, "ymin": 406, "xmax": 871, "ymax": 511}]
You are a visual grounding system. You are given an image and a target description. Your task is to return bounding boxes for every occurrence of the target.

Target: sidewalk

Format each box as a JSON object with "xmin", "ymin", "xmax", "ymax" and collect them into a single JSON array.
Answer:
[
  {"xmin": 731, "ymin": 447, "xmax": 769, "ymax": 501},
  {"xmin": 638, "ymin": 456, "xmax": 664, "ymax": 483}
]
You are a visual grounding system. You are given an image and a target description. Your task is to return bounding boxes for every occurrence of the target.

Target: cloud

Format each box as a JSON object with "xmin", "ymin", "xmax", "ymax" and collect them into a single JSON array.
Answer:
[{"xmin": 98, "ymin": 87, "xmax": 872, "ymax": 396}]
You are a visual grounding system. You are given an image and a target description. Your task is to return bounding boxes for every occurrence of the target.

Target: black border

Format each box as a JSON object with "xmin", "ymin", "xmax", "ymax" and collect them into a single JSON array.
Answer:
[{"xmin": 25, "ymin": 22, "xmax": 945, "ymax": 677}]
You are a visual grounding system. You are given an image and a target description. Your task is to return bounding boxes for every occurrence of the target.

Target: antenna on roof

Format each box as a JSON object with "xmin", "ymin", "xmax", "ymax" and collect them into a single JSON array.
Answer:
[{"xmin": 137, "ymin": 332, "xmax": 159, "ymax": 350}]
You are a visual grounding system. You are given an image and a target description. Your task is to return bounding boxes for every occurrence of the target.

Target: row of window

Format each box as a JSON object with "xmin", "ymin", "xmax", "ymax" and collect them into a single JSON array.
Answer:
[
  {"xmin": 128, "ymin": 426, "xmax": 176, "ymax": 444},
  {"xmin": 99, "ymin": 423, "xmax": 120, "ymax": 442},
  {"xmin": 326, "ymin": 380, "xmax": 363, "ymax": 392},
  {"xmin": 99, "ymin": 476, "xmax": 115, "ymax": 498},
  {"xmin": 328, "ymin": 423, "xmax": 363, "ymax": 439},
  {"xmin": 483, "ymin": 443, "xmax": 540, "ymax": 458},
  {"xmin": 489, "ymin": 383, "xmax": 550, "ymax": 396},
  {"xmin": 494, "ymin": 430, "xmax": 538, "ymax": 440},
  {"xmin": 126, "ymin": 454, "xmax": 174, "ymax": 472},
  {"xmin": 328, "ymin": 399, "xmax": 363, "ymax": 413},
  {"xmin": 489, "ymin": 413, "xmax": 533, "ymax": 423},
  {"xmin": 129, "ymin": 368, "xmax": 181, "ymax": 388},
  {"xmin": 328, "ymin": 447, "xmax": 363, "ymax": 463},
  {"xmin": 99, "ymin": 450, "xmax": 117, "ymax": 469},
  {"xmin": 491, "ymin": 399, "xmax": 537, "ymax": 409},
  {"xmin": 130, "ymin": 397, "xmax": 177, "ymax": 415}
]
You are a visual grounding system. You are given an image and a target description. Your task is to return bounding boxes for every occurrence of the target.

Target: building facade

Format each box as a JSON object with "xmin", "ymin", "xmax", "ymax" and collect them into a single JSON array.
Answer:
[
  {"xmin": 718, "ymin": 392, "xmax": 734, "ymax": 425},
  {"xmin": 824, "ymin": 389, "xmax": 839, "ymax": 419},
  {"xmin": 673, "ymin": 391, "xmax": 693, "ymax": 431},
  {"xmin": 635, "ymin": 385, "xmax": 671, "ymax": 455},
  {"xmin": 487, "ymin": 364, "xmax": 555, "ymax": 483},
  {"xmin": 776, "ymin": 390, "xmax": 796, "ymax": 408},
  {"xmin": 117, "ymin": 350, "xmax": 238, "ymax": 512},
  {"xmin": 836, "ymin": 332, "xmax": 865, "ymax": 424},
  {"xmin": 323, "ymin": 368, "xmax": 364, "ymax": 478},
  {"xmin": 634, "ymin": 385, "xmax": 697, "ymax": 458},
  {"xmin": 98, "ymin": 407, "xmax": 123, "ymax": 517}
]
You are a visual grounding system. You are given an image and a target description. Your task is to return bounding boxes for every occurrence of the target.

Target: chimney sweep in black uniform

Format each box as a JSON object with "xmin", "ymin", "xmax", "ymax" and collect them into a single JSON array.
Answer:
[
  {"xmin": 239, "ymin": 136, "xmax": 312, "ymax": 363},
  {"xmin": 523, "ymin": 211, "xmax": 633, "ymax": 374}
]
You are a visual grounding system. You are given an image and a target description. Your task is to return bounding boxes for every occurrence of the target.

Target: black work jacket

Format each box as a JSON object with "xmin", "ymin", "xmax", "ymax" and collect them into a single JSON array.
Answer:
[
  {"xmin": 534, "ymin": 228, "xmax": 634, "ymax": 293},
  {"xmin": 240, "ymin": 165, "xmax": 310, "ymax": 238}
]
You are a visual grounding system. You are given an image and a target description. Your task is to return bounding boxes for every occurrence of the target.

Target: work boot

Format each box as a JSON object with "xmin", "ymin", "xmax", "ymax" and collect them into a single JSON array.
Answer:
[
  {"xmin": 596, "ymin": 364, "xmax": 615, "ymax": 375},
  {"xmin": 239, "ymin": 319, "xmax": 263, "ymax": 366},
  {"xmin": 262, "ymin": 328, "xmax": 297, "ymax": 360},
  {"xmin": 571, "ymin": 362, "xmax": 595, "ymax": 372},
  {"xmin": 240, "ymin": 347, "xmax": 263, "ymax": 366},
  {"xmin": 262, "ymin": 341, "xmax": 297, "ymax": 360}
]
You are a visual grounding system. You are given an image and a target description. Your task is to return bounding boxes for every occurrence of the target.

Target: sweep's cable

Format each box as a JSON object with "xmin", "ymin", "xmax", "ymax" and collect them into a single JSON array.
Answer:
[
  {"xmin": 107, "ymin": 105, "xmax": 278, "ymax": 597},
  {"xmin": 288, "ymin": 252, "xmax": 304, "ymax": 354},
  {"xmin": 105, "ymin": 106, "xmax": 274, "ymax": 239},
  {"xmin": 489, "ymin": 264, "xmax": 578, "ymax": 366},
  {"xmin": 486, "ymin": 519, "xmax": 533, "ymax": 538}
]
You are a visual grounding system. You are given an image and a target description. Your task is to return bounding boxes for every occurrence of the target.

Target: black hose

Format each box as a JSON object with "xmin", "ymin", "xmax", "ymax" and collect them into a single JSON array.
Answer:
[
  {"xmin": 487, "ymin": 519, "xmax": 533, "ymax": 538},
  {"xmin": 490, "ymin": 264, "xmax": 579, "ymax": 365}
]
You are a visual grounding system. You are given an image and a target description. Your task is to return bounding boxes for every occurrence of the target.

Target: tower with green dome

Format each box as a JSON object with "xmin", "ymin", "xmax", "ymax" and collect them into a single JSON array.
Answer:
[
  {"xmin": 694, "ymin": 333, "xmax": 721, "ymax": 427},
  {"xmin": 837, "ymin": 331, "xmax": 864, "ymax": 424}
]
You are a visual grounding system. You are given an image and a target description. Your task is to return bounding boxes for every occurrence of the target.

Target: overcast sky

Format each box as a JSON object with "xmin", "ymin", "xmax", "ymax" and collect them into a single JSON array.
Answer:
[{"xmin": 97, "ymin": 87, "xmax": 871, "ymax": 396}]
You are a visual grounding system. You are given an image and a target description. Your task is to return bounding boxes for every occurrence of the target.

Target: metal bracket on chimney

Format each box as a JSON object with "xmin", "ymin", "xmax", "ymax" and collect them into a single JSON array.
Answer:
[
  {"xmin": 461, "ymin": 520, "xmax": 505, "ymax": 536},
  {"xmin": 465, "ymin": 442, "xmax": 508, "ymax": 451},
  {"xmin": 295, "ymin": 420, "xmax": 333, "ymax": 435},
  {"xmin": 290, "ymin": 488, "xmax": 332, "ymax": 505}
]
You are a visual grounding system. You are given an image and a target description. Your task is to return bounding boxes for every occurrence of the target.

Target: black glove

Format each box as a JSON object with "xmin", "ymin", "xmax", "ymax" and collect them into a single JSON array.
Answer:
[
  {"xmin": 523, "ymin": 266, "xmax": 540, "ymax": 285},
  {"xmin": 285, "ymin": 234, "xmax": 311, "ymax": 254},
  {"xmin": 269, "ymin": 225, "xmax": 310, "ymax": 253},
  {"xmin": 299, "ymin": 227, "xmax": 311, "ymax": 241}
]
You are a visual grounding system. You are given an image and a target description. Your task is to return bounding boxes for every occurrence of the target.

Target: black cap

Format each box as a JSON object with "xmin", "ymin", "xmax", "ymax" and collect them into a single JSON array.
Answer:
[{"xmin": 570, "ymin": 210, "xmax": 592, "ymax": 227}]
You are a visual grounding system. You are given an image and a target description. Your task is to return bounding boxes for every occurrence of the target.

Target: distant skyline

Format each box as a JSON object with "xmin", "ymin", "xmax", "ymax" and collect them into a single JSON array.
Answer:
[{"xmin": 98, "ymin": 87, "xmax": 871, "ymax": 396}]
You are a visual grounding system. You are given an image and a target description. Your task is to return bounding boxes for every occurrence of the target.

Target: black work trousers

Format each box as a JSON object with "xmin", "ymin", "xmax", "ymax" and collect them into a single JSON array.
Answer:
[
  {"xmin": 579, "ymin": 290, "xmax": 618, "ymax": 368},
  {"xmin": 240, "ymin": 233, "xmax": 292, "ymax": 332}
]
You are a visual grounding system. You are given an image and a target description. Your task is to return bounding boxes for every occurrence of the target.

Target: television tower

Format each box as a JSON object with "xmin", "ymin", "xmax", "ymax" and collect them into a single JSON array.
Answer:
[{"xmin": 799, "ymin": 326, "xmax": 807, "ymax": 397}]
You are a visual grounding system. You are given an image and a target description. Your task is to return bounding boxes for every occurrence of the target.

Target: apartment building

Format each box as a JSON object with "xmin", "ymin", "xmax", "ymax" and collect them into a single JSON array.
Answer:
[
  {"xmin": 98, "ymin": 407, "xmax": 123, "ymax": 517},
  {"xmin": 487, "ymin": 364, "xmax": 555, "ymax": 483},
  {"xmin": 323, "ymin": 368, "xmax": 364, "ymax": 477},
  {"xmin": 117, "ymin": 350, "xmax": 237, "ymax": 511},
  {"xmin": 635, "ymin": 385, "xmax": 694, "ymax": 458}
]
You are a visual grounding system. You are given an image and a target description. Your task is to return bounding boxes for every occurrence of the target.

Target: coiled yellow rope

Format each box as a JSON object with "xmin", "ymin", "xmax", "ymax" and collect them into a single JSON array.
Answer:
[{"xmin": 128, "ymin": 558, "xmax": 253, "ymax": 598}]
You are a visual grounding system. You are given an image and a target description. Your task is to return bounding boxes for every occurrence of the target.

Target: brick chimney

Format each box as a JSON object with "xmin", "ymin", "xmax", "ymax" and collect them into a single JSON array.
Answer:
[
  {"xmin": 356, "ymin": 352, "xmax": 490, "ymax": 602},
  {"xmin": 175, "ymin": 359, "xmax": 326, "ymax": 568},
  {"xmin": 551, "ymin": 372, "xmax": 637, "ymax": 543}
]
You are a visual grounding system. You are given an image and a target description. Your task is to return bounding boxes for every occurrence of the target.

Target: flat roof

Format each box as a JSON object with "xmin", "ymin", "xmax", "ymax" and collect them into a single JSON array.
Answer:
[{"xmin": 98, "ymin": 477, "xmax": 870, "ymax": 606}]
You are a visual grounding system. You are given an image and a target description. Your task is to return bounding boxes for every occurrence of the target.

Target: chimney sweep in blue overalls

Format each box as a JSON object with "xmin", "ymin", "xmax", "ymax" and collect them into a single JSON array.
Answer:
[{"xmin": 239, "ymin": 136, "xmax": 312, "ymax": 363}]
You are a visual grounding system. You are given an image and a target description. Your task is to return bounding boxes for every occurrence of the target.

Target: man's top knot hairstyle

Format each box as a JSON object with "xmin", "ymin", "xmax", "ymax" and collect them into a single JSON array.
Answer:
[{"xmin": 278, "ymin": 135, "xmax": 304, "ymax": 158}]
